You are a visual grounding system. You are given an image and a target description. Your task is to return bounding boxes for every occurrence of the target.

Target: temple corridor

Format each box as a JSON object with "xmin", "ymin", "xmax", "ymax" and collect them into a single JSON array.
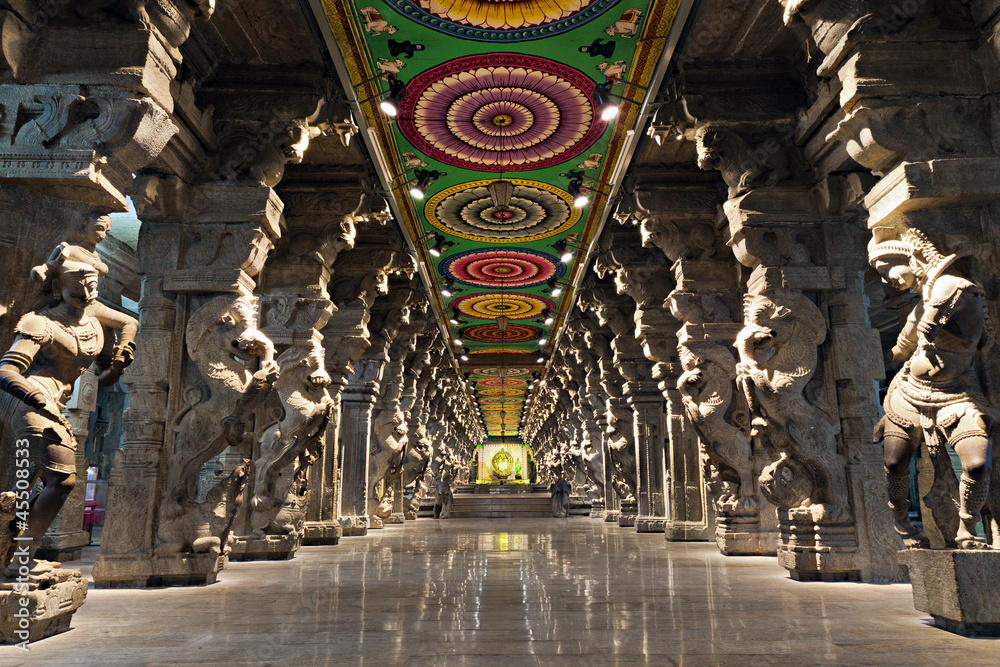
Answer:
[{"xmin": 3, "ymin": 517, "xmax": 998, "ymax": 666}]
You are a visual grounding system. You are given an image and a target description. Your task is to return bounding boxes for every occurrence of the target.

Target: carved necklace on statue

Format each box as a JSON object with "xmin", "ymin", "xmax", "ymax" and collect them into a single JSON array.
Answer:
[{"xmin": 49, "ymin": 308, "xmax": 102, "ymax": 358}]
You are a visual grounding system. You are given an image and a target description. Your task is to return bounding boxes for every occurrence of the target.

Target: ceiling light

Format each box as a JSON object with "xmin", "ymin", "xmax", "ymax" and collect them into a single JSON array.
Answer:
[
  {"xmin": 497, "ymin": 314, "xmax": 509, "ymax": 333},
  {"xmin": 538, "ymin": 337, "xmax": 548, "ymax": 345},
  {"xmin": 410, "ymin": 169, "xmax": 442, "ymax": 201},
  {"xmin": 460, "ymin": 354, "xmax": 469, "ymax": 361},
  {"xmin": 450, "ymin": 309, "xmax": 460, "ymax": 325},
  {"xmin": 593, "ymin": 83, "xmax": 618, "ymax": 122},
  {"xmin": 536, "ymin": 356, "xmax": 545, "ymax": 363},
  {"xmin": 380, "ymin": 79, "xmax": 407, "ymax": 117},
  {"xmin": 560, "ymin": 250, "xmax": 573, "ymax": 263},
  {"xmin": 551, "ymin": 285, "xmax": 563, "ymax": 298},
  {"xmin": 487, "ymin": 179, "xmax": 515, "ymax": 211},
  {"xmin": 454, "ymin": 338, "xmax": 463, "ymax": 346},
  {"xmin": 410, "ymin": 176, "xmax": 430, "ymax": 200},
  {"xmin": 545, "ymin": 313, "xmax": 554, "ymax": 326},
  {"xmin": 567, "ymin": 178, "xmax": 588, "ymax": 208}
]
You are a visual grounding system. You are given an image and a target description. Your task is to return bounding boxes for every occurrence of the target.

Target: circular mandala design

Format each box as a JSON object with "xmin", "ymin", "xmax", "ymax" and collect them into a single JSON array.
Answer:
[
  {"xmin": 451, "ymin": 292, "xmax": 555, "ymax": 321},
  {"xmin": 461, "ymin": 323, "xmax": 541, "ymax": 343},
  {"xmin": 470, "ymin": 348, "xmax": 534, "ymax": 354},
  {"xmin": 441, "ymin": 249, "xmax": 565, "ymax": 288},
  {"xmin": 479, "ymin": 396, "xmax": 525, "ymax": 404},
  {"xmin": 480, "ymin": 387, "xmax": 526, "ymax": 397},
  {"xmin": 473, "ymin": 367, "xmax": 533, "ymax": 378},
  {"xmin": 391, "ymin": 0, "xmax": 620, "ymax": 42},
  {"xmin": 427, "ymin": 179, "xmax": 579, "ymax": 244},
  {"xmin": 399, "ymin": 55, "xmax": 601, "ymax": 172},
  {"xmin": 480, "ymin": 403, "xmax": 521, "ymax": 411},
  {"xmin": 478, "ymin": 378, "xmax": 529, "ymax": 388}
]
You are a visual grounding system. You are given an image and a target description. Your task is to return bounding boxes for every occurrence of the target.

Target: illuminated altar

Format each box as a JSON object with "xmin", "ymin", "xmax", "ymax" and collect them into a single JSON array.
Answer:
[{"xmin": 477, "ymin": 441, "xmax": 531, "ymax": 483}]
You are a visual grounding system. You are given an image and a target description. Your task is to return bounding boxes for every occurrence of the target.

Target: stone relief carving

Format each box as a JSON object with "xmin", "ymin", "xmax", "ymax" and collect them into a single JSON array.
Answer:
[
  {"xmin": 735, "ymin": 290, "xmax": 847, "ymax": 519},
  {"xmin": 870, "ymin": 228, "xmax": 995, "ymax": 549},
  {"xmin": 161, "ymin": 294, "xmax": 279, "ymax": 539},
  {"xmin": 252, "ymin": 338, "xmax": 334, "ymax": 515},
  {"xmin": 677, "ymin": 342, "xmax": 755, "ymax": 512}
]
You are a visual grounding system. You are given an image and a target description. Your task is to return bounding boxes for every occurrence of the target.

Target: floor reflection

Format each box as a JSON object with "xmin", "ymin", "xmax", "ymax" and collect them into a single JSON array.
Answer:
[{"xmin": 5, "ymin": 518, "xmax": 1000, "ymax": 666}]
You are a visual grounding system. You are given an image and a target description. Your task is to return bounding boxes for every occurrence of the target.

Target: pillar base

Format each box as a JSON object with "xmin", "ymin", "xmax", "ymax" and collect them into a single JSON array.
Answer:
[
  {"xmin": 589, "ymin": 499, "xmax": 605, "ymax": 519},
  {"xmin": 1, "ymin": 568, "xmax": 87, "ymax": 645},
  {"xmin": 777, "ymin": 509, "xmax": 860, "ymax": 581},
  {"xmin": 664, "ymin": 520, "xmax": 714, "ymax": 542},
  {"xmin": 302, "ymin": 520, "xmax": 342, "ymax": 545},
  {"xmin": 92, "ymin": 552, "xmax": 223, "ymax": 588},
  {"xmin": 604, "ymin": 510, "xmax": 620, "ymax": 523},
  {"xmin": 897, "ymin": 548, "xmax": 1000, "ymax": 636},
  {"xmin": 368, "ymin": 515, "xmax": 384, "ymax": 529},
  {"xmin": 386, "ymin": 513, "xmax": 405, "ymax": 524},
  {"xmin": 716, "ymin": 514, "xmax": 779, "ymax": 556},
  {"xmin": 228, "ymin": 534, "xmax": 301, "ymax": 562},
  {"xmin": 36, "ymin": 530, "xmax": 91, "ymax": 563},
  {"xmin": 618, "ymin": 502, "xmax": 638, "ymax": 528},
  {"xmin": 635, "ymin": 517, "xmax": 667, "ymax": 533},
  {"xmin": 340, "ymin": 515, "xmax": 368, "ymax": 537}
]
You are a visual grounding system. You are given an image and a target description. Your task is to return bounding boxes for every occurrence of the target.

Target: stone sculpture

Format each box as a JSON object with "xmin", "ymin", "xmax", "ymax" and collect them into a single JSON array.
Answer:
[
  {"xmin": 159, "ymin": 294, "xmax": 279, "ymax": 553},
  {"xmin": 0, "ymin": 224, "xmax": 137, "ymax": 639},
  {"xmin": 246, "ymin": 337, "xmax": 334, "ymax": 543},
  {"xmin": 870, "ymin": 229, "xmax": 994, "ymax": 550},
  {"xmin": 736, "ymin": 290, "xmax": 847, "ymax": 518},
  {"xmin": 677, "ymin": 343, "xmax": 756, "ymax": 512}
]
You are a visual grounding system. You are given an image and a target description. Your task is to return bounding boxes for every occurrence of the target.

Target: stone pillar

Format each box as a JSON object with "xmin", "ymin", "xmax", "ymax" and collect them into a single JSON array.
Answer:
[
  {"xmin": 662, "ymin": 386, "xmax": 715, "ymax": 541},
  {"xmin": 594, "ymin": 233, "xmax": 678, "ymax": 533},
  {"xmin": 93, "ymin": 176, "xmax": 284, "ymax": 587},
  {"xmin": 627, "ymin": 184, "xmax": 778, "ymax": 555},
  {"xmin": 304, "ymin": 223, "xmax": 402, "ymax": 539},
  {"xmin": 724, "ymin": 177, "xmax": 899, "ymax": 581},
  {"xmin": 227, "ymin": 191, "xmax": 358, "ymax": 561},
  {"xmin": 339, "ymin": 372, "xmax": 378, "ymax": 537},
  {"xmin": 0, "ymin": 4, "xmax": 212, "ymax": 639},
  {"xmin": 367, "ymin": 282, "xmax": 422, "ymax": 529}
]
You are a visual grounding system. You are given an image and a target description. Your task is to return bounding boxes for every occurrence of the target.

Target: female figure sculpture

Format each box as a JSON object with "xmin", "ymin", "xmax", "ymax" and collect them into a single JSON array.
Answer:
[
  {"xmin": 871, "ymin": 229, "xmax": 992, "ymax": 549},
  {"xmin": 0, "ymin": 224, "xmax": 136, "ymax": 576}
]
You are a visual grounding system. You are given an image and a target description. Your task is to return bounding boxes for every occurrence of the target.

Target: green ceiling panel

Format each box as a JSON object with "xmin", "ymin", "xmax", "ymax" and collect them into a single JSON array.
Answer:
[{"xmin": 318, "ymin": 0, "xmax": 683, "ymax": 439}]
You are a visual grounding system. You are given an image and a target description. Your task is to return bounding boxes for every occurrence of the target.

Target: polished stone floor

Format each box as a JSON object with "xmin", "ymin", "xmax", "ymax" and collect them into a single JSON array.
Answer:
[{"xmin": 3, "ymin": 517, "xmax": 998, "ymax": 666}]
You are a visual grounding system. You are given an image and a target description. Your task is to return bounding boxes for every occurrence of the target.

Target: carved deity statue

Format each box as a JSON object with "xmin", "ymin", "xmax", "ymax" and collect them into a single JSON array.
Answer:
[
  {"xmin": 870, "ymin": 229, "xmax": 994, "ymax": 549},
  {"xmin": 0, "ymin": 244, "xmax": 136, "ymax": 576}
]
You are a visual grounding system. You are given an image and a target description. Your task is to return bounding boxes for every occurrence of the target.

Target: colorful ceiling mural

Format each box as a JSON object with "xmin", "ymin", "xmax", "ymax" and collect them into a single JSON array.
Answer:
[{"xmin": 315, "ymin": 0, "xmax": 684, "ymax": 438}]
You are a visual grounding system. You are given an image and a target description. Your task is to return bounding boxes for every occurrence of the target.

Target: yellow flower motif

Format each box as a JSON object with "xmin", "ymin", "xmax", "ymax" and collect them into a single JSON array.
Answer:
[{"xmin": 419, "ymin": 0, "xmax": 591, "ymax": 29}]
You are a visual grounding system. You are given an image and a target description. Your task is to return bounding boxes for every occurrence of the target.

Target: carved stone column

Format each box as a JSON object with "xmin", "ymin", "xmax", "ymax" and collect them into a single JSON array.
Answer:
[
  {"xmin": 93, "ymin": 176, "xmax": 283, "ymax": 587},
  {"xmin": 367, "ymin": 283, "xmax": 422, "ymax": 529},
  {"xmin": 301, "ymin": 218, "xmax": 396, "ymax": 543},
  {"xmin": 781, "ymin": 0, "xmax": 1000, "ymax": 616},
  {"xmin": 724, "ymin": 176, "xmax": 899, "ymax": 581},
  {"xmin": 575, "ymin": 298, "xmax": 638, "ymax": 526},
  {"xmin": 630, "ymin": 184, "xmax": 777, "ymax": 554},
  {"xmin": 227, "ymin": 193, "xmax": 358, "ymax": 561},
  {"xmin": 595, "ymin": 234, "xmax": 675, "ymax": 534},
  {"xmin": 335, "ymin": 229, "xmax": 405, "ymax": 536}
]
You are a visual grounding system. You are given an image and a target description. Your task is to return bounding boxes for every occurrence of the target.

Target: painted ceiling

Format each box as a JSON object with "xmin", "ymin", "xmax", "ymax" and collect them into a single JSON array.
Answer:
[{"xmin": 315, "ymin": 0, "xmax": 683, "ymax": 439}]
